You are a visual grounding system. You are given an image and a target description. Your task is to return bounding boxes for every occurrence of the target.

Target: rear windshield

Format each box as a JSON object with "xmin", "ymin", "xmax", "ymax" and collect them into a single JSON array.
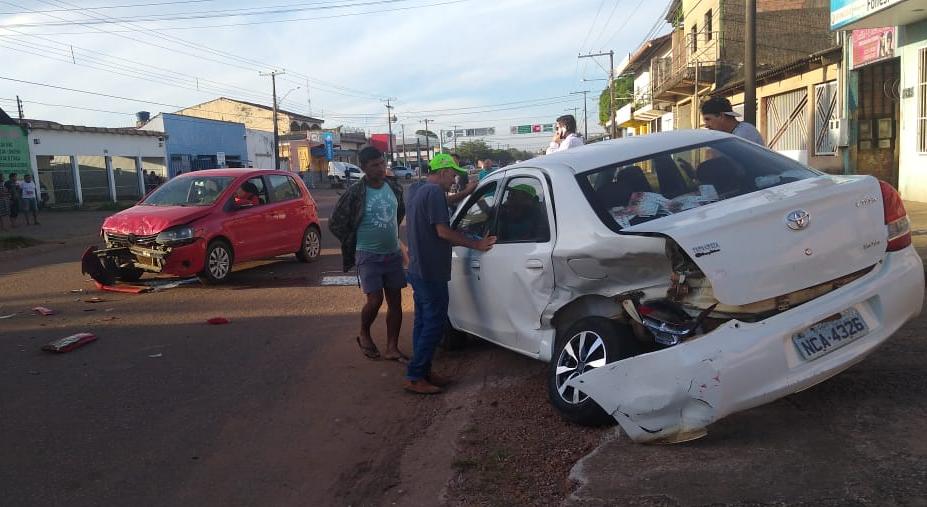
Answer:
[
  {"xmin": 142, "ymin": 176, "xmax": 234, "ymax": 206},
  {"xmin": 578, "ymin": 138, "xmax": 819, "ymax": 230}
]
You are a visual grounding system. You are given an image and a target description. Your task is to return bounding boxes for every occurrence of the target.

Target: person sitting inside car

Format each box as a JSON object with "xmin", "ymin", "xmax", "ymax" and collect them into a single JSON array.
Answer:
[
  {"xmin": 234, "ymin": 181, "xmax": 261, "ymax": 207},
  {"xmin": 497, "ymin": 184, "xmax": 546, "ymax": 242}
]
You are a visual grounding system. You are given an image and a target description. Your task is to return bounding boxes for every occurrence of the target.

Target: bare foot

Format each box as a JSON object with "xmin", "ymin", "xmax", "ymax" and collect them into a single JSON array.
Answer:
[{"xmin": 382, "ymin": 348, "xmax": 410, "ymax": 363}]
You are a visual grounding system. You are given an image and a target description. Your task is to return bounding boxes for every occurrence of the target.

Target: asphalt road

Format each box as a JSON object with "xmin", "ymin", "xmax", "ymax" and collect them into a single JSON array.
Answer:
[
  {"xmin": 0, "ymin": 188, "xmax": 492, "ymax": 507},
  {"xmin": 3, "ymin": 188, "xmax": 927, "ymax": 506}
]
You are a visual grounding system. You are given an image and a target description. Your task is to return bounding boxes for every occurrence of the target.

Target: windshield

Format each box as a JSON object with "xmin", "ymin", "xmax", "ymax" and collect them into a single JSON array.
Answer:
[
  {"xmin": 142, "ymin": 176, "xmax": 234, "ymax": 206},
  {"xmin": 579, "ymin": 138, "xmax": 819, "ymax": 230}
]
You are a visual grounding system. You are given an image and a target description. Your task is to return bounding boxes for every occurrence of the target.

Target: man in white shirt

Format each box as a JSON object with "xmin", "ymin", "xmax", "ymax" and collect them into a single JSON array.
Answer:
[
  {"xmin": 700, "ymin": 96, "xmax": 765, "ymax": 146},
  {"xmin": 546, "ymin": 114, "xmax": 584, "ymax": 154},
  {"xmin": 19, "ymin": 173, "xmax": 39, "ymax": 225}
]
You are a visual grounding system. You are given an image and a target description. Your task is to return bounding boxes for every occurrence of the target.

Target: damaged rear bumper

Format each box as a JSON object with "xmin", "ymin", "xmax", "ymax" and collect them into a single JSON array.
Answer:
[{"xmin": 567, "ymin": 247, "xmax": 925, "ymax": 443}]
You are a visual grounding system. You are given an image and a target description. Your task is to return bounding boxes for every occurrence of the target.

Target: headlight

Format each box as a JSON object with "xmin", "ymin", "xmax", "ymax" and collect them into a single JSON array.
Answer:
[{"xmin": 155, "ymin": 226, "xmax": 195, "ymax": 245}]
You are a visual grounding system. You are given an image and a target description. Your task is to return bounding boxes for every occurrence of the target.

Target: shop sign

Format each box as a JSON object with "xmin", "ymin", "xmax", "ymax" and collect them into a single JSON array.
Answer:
[
  {"xmin": 831, "ymin": 0, "xmax": 905, "ymax": 30},
  {"xmin": 0, "ymin": 124, "xmax": 29, "ymax": 177},
  {"xmin": 852, "ymin": 27, "xmax": 897, "ymax": 69}
]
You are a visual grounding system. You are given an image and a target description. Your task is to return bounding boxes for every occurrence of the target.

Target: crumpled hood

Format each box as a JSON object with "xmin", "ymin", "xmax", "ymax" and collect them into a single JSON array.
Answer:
[{"xmin": 102, "ymin": 205, "xmax": 212, "ymax": 235}]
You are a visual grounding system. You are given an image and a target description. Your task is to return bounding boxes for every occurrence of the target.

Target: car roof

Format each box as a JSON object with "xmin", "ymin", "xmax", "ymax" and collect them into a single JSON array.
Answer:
[
  {"xmin": 175, "ymin": 169, "xmax": 295, "ymax": 178},
  {"xmin": 514, "ymin": 130, "xmax": 736, "ymax": 174}
]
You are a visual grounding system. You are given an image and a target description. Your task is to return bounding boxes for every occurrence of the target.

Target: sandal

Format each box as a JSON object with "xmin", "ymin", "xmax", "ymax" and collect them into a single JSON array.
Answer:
[
  {"xmin": 356, "ymin": 336, "xmax": 381, "ymax": 360},
  {"xmin": 383, "ymin": 351, "xmax": 410, "ymax": 363}
]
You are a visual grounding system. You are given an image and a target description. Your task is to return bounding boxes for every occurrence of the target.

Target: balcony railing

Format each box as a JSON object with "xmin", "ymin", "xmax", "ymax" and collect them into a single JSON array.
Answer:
[{"xmin": 651, "ymin": 28, "xmax": 721, "ymax": 100}]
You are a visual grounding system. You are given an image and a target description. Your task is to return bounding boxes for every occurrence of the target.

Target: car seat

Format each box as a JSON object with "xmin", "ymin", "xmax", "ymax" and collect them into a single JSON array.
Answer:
[
  {"xmin": 654, "ymin": 156, "xmax": 688, "ymax": 199},
  {"xmin": 696, "ymin": 157, "xmax": 741, "ymax": 196},
  {"xmin": 595, "ymin": 165, "xmax": 653, "ymax": 209}
]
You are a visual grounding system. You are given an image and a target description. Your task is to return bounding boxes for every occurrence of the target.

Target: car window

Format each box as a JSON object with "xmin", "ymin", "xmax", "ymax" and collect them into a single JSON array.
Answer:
[
  {"xmin": 579, "ymin": 137, "xmax": 818, "ymax": 230},
  {"xmin": 240, "ymin": 177, "xmax": 267, "ymax": 205},
  {"xmin": 267, "ymin": 174, "xmax": 301, "ymax": 202},
  {"xmin": 453, "ymin": 181, "xmax": 498, "ymax": 236},
  {"xmin": 492, "ymin": 176, "xmax": 550, "ymax": 244},
  {"xmin": 142, "ymin": 176, "xmax": 233, "ymax": 206}
]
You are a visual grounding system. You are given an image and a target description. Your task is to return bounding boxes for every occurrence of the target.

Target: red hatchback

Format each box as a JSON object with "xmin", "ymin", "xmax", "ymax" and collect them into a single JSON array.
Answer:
[{"xmin": 92, "ymin": 169, "xmax": 321, "ymax": 283}]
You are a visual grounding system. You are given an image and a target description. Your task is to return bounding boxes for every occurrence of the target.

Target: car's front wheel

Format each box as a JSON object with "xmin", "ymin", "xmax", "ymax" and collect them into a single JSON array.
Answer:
[
  {"xmin": 547, "ymin": 317, "xmax": 641, "ymax": 426},
  {"xmin": 296, "ymin": 225, "xmax": 321, "ymax": 263},
  {"xmin": 198, "ymin": 240, "xmax": 233, "ymax": 284}
]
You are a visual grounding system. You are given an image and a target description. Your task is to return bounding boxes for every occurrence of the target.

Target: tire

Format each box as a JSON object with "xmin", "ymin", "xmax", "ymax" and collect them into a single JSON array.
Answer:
[
  {"xmin": 198, "ymin": 240, "xmax": 234, "ymax": 284},
  {"xmin": 117, "ymin": 267, "xmax": 144, "ymax": 282},
  {"xmin": 441, "ymin": 317, "xmax": 470, "ymax": 350},
  {"xmin": 296, "ymin": 225, "xmax": 321, "ymax": 263},
  {"xmin": 547, "ymin": 317, "xmax": 641, "ymax": 426}
]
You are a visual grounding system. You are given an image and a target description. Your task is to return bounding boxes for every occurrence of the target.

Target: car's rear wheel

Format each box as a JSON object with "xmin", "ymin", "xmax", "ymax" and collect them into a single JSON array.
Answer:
[
  {"xmin": 547, "ymin": 317, "xmax": 641, "ymax": 426},
  {"xmin": 296, "ymin": 225, "xmax": 321, "ymax": 263},
  {"xmin": 198, "ymin": 240, "xmax": 233, "ymax": 284}
]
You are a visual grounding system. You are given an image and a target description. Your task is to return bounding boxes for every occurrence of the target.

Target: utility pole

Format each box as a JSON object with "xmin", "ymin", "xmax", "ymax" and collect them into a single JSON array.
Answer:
[
  {"xmin": 571, "ymin": 90, "xmax": 590, "ymax": 139},
  {"xmin": 565, "ymin": 106, "xmax": 579, "ymax": 118},
  {"xmin": 744, "ymin": 0, "xmax": 757, "ymax": 124},
  {"xmin": 451, "ymin": 125, "xmax": 459, "ymax": 151},
  {"xmin": 421, "ymin": 118, "xmax": 433, "ymax": 161},
  {"xmin": 260, "ymin": 70, "xmax": 285, "ymax": 169},
  {"xmin": 383, "ymin": 98, "xmax": 396, "ymax": 164},
  {"xmin": 578, "ymin": 51, "xmax": 616, "ymax": 138},
  {"xmin": 401, "ymin": 124, "xmax": 407, "ymax": 166},
  {"xmin": 16, "ymin": 95, "xmax": 24, "ymax": 120}
]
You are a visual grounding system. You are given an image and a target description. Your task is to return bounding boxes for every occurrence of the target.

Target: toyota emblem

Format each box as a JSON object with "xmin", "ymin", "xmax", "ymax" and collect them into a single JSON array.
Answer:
[{"xmin": 786, "ymin": 209, "xmax": 810, "ymax": 230}]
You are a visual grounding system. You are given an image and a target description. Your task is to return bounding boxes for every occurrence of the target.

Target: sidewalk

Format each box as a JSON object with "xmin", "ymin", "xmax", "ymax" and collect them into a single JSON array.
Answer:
[
  {"xmin": 905, "ymin": 200, "xmax": 927, "ymax": 264},
  {"xmin": 0, "ymin": 210, "xmax": 111, "ymax": 260}
]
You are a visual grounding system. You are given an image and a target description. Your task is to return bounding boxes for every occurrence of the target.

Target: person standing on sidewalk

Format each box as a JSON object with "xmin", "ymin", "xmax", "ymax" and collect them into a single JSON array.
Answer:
[
  {"xmin": 403, "ymin": 153, "xmax": 496, "ymax": 394},
  {"xmin": 4, "ymin": 172, "xmax": 20, "ymax": 227},
  {"xmin": 329, "ymin": 146, "xmax": 409, "ymax": 362},
  {"xmin": 700, "ymin": 96, "xmax": 765, "ymax": 146},
  {"xmin": 19, "ymin": 173, "xmax": 39, "ymax": 225},
  {"xmin": 0, "ymin": 173, "xmax": 11, "ymax": 230},
  {"xmin": 546, "ymin": 114, "xmax": 584, "ymax": 154}
]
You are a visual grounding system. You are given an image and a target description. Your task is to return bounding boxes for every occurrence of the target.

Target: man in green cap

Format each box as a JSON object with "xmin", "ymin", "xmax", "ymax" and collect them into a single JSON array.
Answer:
[{"xmin": 403, "ymin": 153, "xmax": 496, "ymax": 394}]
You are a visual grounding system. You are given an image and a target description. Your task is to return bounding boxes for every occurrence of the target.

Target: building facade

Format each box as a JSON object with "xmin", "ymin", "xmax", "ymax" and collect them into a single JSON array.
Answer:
[
  {"xmin": 615, "ymin": 34, "xmax": 675, "ymax": 137},
  {"xmin": 176, "ymin": 97, "xmax": 324, "ymax": 137},
  {"xmin": 140, "ymin": 113, "xmax": 247, "ymax": 177},
  {"xmin": 25, "ymin": 120, "xmax": 166, "ymax": 206}
]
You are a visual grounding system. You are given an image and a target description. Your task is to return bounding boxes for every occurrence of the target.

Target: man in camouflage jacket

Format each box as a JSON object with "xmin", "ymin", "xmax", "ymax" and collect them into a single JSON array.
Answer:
[{"xmin": 328, "ymin": 173, "xmax": 405, "ymax": 273}]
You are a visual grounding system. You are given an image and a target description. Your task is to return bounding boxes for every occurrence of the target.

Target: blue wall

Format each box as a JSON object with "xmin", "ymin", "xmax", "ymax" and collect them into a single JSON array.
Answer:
[{"xmin": 161, "ymin": 113, "xmax": 247, "ymax": 175}]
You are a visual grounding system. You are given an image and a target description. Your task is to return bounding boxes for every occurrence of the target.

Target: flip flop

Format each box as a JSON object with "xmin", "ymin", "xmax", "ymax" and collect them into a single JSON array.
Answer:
[
  {"xmin": 383, "ymin": 351, "xmax": 410, "ymax": 363},
  {"xmin": 356, "ymin": 336, "xmax": 381, "ymax": 360}
]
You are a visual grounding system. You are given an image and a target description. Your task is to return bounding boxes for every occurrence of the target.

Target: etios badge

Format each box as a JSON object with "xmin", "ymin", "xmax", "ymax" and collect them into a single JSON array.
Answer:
[{"xmin": 786, "ymin": 209, "xmax": 810, "ymax": 230}]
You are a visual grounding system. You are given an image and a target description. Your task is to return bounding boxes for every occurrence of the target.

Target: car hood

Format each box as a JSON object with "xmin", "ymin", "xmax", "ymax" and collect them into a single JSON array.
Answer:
[
  {"xmin": 102, "ymin": 204, "xmax": 213, "ymax": 235},
  {"xmin": 623, "ymin": 175, "xmax": 887, "ymax": 306}
]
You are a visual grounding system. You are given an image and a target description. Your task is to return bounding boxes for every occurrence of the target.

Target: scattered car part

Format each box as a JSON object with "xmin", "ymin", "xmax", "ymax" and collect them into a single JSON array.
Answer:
[
  {"xmin": 42, "ymin": 333, "xmax": 96, "ymax": 353},
  {"xmin": 33, "ymin": 306, "xmax": 56, "ymax": 316}
]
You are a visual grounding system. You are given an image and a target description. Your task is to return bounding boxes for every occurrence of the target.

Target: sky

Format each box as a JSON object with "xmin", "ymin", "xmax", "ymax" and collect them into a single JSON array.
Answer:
[{"xmin": 0, "ymin": 0, "xmax": 672, "ymax": 151}]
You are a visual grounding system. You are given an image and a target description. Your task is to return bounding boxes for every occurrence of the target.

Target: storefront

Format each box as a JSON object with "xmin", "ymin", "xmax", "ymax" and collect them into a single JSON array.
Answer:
[{"xmin": 832, "ymin": 0, "xmax": 927, "ymax": 200}]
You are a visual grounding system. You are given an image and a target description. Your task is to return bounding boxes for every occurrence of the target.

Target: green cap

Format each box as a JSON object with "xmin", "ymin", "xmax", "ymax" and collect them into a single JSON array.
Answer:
[
  {"xmin": 511, "ymin": 183, "xmax": 537, "ymax": 198},
  {"xmin": 429, "ymin": 153, "xmax": 467, "ymax": 176}
]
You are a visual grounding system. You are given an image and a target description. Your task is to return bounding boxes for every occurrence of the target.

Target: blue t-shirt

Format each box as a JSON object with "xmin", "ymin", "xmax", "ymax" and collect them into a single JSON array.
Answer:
[
  {"xmin": 406, "ymin": 181, "xmax": 451, "ymax": 282},
  {"xmin": 356, "ymin": 183, "xmax": 400, "ymax": 254}
]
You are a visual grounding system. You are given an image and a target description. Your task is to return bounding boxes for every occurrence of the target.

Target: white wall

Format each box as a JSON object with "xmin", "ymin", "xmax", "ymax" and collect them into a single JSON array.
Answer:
[
  {"xmin": 245, "ymin": 128, "xmax": 274, "ymax": 169},
  {"xmin": 28, "ymin": 128, "xmax": 166, "ymax": 158},
  {"xmin": 898, "ymin": 38, "xmax": 927, "ymax": 202}
]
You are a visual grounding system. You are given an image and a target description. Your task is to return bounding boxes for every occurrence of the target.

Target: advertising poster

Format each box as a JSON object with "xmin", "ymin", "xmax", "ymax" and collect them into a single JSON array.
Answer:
[
  {"xmin": 0, "ymin": 124, "xmax": 29, "ymax": 177},
  {"xmin": 852, "ymin": 27, "xmax": 897, "ymax": 69}
]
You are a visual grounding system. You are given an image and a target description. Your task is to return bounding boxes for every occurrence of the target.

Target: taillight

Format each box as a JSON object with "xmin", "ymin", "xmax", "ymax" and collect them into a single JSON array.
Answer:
[{"xmin": 879, "ymin": 180, "xmax": 911, "ymax": 251}]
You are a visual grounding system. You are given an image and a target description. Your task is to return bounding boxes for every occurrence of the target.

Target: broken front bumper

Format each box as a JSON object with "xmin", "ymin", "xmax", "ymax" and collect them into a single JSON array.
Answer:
[{"xmin": 567, "ymin": 247, "xmax": 925, "ymax": 443}]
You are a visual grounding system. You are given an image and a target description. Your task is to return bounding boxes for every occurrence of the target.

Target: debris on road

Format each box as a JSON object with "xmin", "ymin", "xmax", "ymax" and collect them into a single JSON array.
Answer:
[
  {"xmin": 148, "ymin": 353, "xmax": 163, "ymax": 358},
  {"xmin": 0, "ymin": 313, "xmax": 16, "ymax": 319},
  {"xmin": 93, "ymin": 280, "xmax": 151, "ymax": 294},
  {"xmin": 42, "ymin": 333, "xmax": 96, "ymax": 353},
  {"xmin": 147, "ymin": 277, "xmax": 199, "ymax": 291},
  {"xmin": 321, "ymin": 275, "xmax": 360, "ymax": 286},
  {"xmin": 207, "ymin": 317, "xmax": 230, "ymax": 325},
  {"xmin": 85, "ymin": 297, "xmax": 107, "ymax": 303},
  {"xmin": 70, "ymin": 289, "xmax": 84, "ymax": 294},
  {"xmin": 33, "ymin": 306, "xmax": 56, "ymax": 316}
]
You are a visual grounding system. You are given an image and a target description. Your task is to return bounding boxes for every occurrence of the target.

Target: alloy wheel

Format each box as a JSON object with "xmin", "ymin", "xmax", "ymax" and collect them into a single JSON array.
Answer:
[
  {"xmin": 208, "ymin": 246, "xmax": 231, "ymax": 279},
  {"xmin": 305, "ymin": 228, "xmax": 321, "ymax": 259},
  {"xmin": 555, "ymin": 330, "xmax": 608, "ymax": 404}
]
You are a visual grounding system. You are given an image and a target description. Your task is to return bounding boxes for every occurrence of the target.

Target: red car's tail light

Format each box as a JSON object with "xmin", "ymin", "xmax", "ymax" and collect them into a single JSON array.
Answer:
[{"xmin": 879, "ymin": 180, "xmax": 912, "ymax": 252}]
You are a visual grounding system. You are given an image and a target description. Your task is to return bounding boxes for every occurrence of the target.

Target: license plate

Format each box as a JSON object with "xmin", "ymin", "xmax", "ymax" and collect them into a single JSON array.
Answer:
[{"xmin": 792, "ymin": 308, "xmax": 869, "ymax": 361}]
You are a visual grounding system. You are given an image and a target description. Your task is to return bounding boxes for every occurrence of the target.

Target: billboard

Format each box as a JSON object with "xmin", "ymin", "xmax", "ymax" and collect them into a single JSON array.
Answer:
[
  {"xmin": 0, "ymin": 125, "xmax": 29, "ymax": 177},
  {"xmin": 831, "ymin": 0, "xmax": 905, "ymax": 30},
  {"xmin": 852, "ymin": 27, "xmax": 897, "ymax": 69},
  {"xmin": 443, "ymin": 127, "xmax": 496, "ymax": 138}
]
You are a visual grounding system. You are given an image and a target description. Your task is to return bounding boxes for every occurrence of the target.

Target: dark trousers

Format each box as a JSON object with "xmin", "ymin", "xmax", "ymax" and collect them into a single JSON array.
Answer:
[{"xmin": 405, "ymin": 271, "xmax": 449, "ymax": 381}]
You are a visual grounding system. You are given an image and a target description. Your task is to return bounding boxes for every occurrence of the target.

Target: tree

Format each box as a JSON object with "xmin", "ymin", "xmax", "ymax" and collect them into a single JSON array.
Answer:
[
  {"xmin": 415, "ymin": 129, "xmax": 438, "ymax": 139},
  {"xmin": 598, "ymin": 75, "xmax": 634, "ymax": 126},
  {"xmin": 453, "ymin": 140, "xmax": 535, "ymax": 165}
]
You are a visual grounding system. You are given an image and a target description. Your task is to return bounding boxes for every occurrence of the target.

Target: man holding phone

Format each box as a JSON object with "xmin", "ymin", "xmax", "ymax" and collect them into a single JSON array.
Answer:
[{"xmin": 546, "ymin": 114, "xmax": 584, "ymax": 154}]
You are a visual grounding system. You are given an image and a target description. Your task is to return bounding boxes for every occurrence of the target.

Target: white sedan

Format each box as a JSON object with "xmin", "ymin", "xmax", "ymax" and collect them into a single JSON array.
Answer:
[{"xmin": 446, "ymin": 129, "xmax": 923, "ymax": 443}]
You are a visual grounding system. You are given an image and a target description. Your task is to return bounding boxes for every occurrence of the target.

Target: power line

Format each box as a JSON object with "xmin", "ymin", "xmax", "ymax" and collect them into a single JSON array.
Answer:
[{"xmin": 0, "ymin": 0, "xmax": 218, "ymax": 15}]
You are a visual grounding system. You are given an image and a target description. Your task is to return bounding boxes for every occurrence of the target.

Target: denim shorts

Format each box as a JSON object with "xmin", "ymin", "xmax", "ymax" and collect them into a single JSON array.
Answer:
[{"xmin": 356, "ymin": 250, "xmax": 407, "ymax": 294}]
